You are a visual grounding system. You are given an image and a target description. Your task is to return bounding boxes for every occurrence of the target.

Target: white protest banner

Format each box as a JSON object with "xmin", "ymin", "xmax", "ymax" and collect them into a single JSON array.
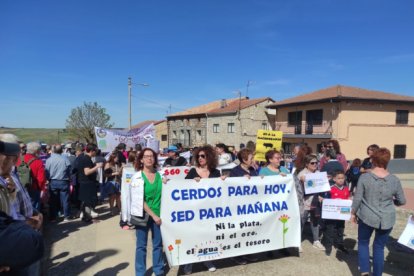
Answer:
[
  {"xmin": 322, "ymin": 199, "xmax": 352, "ymax": 220},
  {"xmin": 217, "ymin": 162, "xmax": 237, "ymax": 172},
  {"xmin": 121, "ymin": 167, "xmax": 144, "ymax": 222},
  {"xmin": 161, "ymin": 166, "xmax": 191, "ymax": 180},
  {"xmin": 158, "ymin": 156, "xmax": 167, "ymax": 167},
  {"xmin": 398, "ymin": 215, "xmax": 414, "ymax": 250},
  {"xmin": 160, "ymin": 175, "xmax": 301, "ymax": 266},
  {"xmin": 304, "ymin": 171, "xmax": 330, "ymax": 194},
  {"xmin": 95, "ymin": 124, "xmax": 156, "ymax": 152}
]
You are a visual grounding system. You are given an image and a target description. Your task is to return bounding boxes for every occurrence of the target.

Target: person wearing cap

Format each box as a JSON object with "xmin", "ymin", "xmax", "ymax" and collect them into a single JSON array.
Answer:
[
  {"xmin": 162, "ymin": 145, "xmax": 188, "ymax": 167},
  {"xmin": 0, "ymin": 151, "xmax": 44, "ymax": 274},
  {"xmin": 0, "ymin": 140, "xmax": 20, "ymax": 219},
  {"xmin": 0, "ymin": 135, "xmax": 38, "ymax": 224}
]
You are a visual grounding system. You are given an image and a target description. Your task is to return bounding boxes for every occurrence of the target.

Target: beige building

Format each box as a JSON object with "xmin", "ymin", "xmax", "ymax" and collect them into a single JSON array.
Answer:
[
  {"xmin": 267, "ymin": 85, "xmax": 414, "ymax": 160},
  {"xmin": 167, "ymin": 97, "xmax": 275, "ymax": 149}
]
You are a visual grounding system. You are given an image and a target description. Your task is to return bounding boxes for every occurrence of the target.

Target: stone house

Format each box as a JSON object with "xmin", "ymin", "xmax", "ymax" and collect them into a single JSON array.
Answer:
[{"xmin": 266, "ymin": 85, "xmax": 414, "ymax": 159}]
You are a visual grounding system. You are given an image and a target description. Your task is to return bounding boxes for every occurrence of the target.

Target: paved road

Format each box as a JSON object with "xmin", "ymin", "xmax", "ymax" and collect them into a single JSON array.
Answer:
[{"xmin": 44, "ymin": 204, "xmax": 414, "ymax": 276}]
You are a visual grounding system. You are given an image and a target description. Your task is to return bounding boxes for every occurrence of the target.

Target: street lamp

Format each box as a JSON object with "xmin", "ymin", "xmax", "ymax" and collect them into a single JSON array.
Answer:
[{"xmin": 128, "ymin": 77, "xmax": 149, "ymax": 130}]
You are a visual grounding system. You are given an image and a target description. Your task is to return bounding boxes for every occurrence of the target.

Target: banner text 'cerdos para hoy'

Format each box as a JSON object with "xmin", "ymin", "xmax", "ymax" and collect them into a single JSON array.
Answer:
[{"xmin": 160, "ymin": 175, "xmax": 301, "ymax": 266}]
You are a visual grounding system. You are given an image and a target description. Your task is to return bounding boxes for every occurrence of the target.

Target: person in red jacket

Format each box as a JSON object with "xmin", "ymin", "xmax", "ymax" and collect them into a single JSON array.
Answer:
[
  {"xmin": 24, "ymin": 142, "xmax": 47, "ymax": 211},
  {"xmin": 323, "ymin": 170, "xmax": 350, "ymax": 256}
]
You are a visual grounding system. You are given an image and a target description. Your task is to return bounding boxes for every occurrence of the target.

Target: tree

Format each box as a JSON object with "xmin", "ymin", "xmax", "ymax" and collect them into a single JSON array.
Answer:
[{"xmin": 66, "ymin": 102, "xmax": 113, "ymax": 143}]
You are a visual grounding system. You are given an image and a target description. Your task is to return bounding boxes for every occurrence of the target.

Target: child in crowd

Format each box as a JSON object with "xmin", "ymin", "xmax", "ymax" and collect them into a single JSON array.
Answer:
[
  {"xmin": 346, "ymin": 158, "xmax": 362, "ymax": 195},
  {"xmin": 323, "ymin": 170, "xmax": 350, "ymax": 256}
]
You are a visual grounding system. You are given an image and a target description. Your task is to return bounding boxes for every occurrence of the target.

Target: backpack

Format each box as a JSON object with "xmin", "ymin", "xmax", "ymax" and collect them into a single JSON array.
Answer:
[{"xmin": 17, "ymin": 157, "xmax": 36, "ymax": 191}]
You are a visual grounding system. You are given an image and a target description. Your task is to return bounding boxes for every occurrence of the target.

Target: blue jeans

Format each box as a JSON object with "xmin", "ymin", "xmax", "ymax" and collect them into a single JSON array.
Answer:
[
  {"xmin": 29, "ymin": 189, "xmax": 41, "ymax": 212},
  {"xmin": 49, "ymin": 180, "xmax": 71, "ymax": 218},
  {"xmin": 358, "ymin": 220, "xmax": 392, "ymax": 276},
  {"xmin": 135, "ymin": 218, "xmax": 164, "ymax": 276}
]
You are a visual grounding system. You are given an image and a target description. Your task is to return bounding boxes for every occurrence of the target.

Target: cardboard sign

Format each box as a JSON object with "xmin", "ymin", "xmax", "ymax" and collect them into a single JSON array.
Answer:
[
  {"xmin": 255, "ymin": 130, "xmax": 283, "ymax": 162},
  {"xmin": 304, "ymin": 171, "xmax": 331, "ymax": 194},
  {"xmin": 322, "ymin": 199, "xmax": 352, "ymax": 220}
]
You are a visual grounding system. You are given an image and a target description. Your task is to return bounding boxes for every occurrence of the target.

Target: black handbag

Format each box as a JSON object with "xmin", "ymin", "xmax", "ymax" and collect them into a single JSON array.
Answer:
[{"xmin": 130, "ymin": 212, "xmax": 149, "ymax": 227}]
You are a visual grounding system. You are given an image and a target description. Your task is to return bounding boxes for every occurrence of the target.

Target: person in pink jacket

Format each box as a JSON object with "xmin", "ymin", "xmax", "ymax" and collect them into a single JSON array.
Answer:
[{"xmin": 319, "ymin": 139, "xmax": 348, "ymax": 172}]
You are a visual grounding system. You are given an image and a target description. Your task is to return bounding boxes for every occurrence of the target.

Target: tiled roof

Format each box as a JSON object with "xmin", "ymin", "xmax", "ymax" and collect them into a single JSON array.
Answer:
[
  {"xmin": 168, "ymin": 97, "xmax": 273, "ymax": 118},
  {"xmin": 130, "ymin": 120, "xmax": 164, "ymax": 130},
  {"xmin": 267, "ymin": 85, "xmax": 414, "ymax": 108},
  {"xmin": 208, "ymin": 97, "xmax": 273, "ymax": 115}
]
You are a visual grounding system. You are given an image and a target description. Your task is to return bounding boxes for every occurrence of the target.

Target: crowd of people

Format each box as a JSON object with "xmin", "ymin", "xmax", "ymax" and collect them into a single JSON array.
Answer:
[{"xmin": 0, "ymin": 133, "xmax": 411, "ymax": 276}]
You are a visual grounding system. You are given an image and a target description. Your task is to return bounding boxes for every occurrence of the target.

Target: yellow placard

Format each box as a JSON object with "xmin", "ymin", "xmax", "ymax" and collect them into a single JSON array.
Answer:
[{"xmin": 255, "ymin": 130, "xmax": 283, "ymax": 162}]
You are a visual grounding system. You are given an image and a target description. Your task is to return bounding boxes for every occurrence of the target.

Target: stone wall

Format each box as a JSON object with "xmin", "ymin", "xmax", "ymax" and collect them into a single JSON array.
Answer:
[
  {"xmin": 167, "ymin": 116, "xmax": 207, "ymax": 148},
  {"xmin": 207, "ymin": 100, "xmax": 274, "ymax": 149}
]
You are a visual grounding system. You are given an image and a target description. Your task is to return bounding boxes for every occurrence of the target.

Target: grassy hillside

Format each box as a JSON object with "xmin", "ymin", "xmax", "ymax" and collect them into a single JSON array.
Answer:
[{"xmin": 0, "ymin": 128, "xmax": 75, "ymax": 144}]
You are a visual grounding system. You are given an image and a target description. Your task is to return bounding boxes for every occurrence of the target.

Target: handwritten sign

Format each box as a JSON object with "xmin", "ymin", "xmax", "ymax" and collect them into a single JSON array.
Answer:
[
  {"xmin": 322, "ymin": 199, "xmax": 352, "ymax": 220},
  {"xmin": 398, "ymin": 215, "xmax": 414, "ymax": 250},
  {"xmin": 161, "ymin": 166, "xmax": 191, "ymax": 180},
  {"xmin": 304, "ymin": 171, "xmax": 330, "ymax": 194},
  {"xmin": 160, "ymin": 175, "xmax": 301, "ymax": 266},
  {"xmin": 255, "ymin": 130, "xmax": 283, "ymax": 162}
]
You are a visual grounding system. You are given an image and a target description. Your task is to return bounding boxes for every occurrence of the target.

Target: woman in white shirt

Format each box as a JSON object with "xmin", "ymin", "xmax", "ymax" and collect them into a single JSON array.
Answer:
[{"xmin": 215, "ymin": 143, "xmax": 232, "ymax": 166}]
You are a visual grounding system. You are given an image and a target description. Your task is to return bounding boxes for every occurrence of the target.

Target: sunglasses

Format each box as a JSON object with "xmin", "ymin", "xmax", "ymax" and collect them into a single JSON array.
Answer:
[
  {"xmin": 309, "ymin": 161, "xmax": 318, "ymax": 165},
  {"xmin": 197, "ymin": 154, "xmax": 206, "ymax": 159},
  {"xmin": 326, "ymin": 146, "xmax": 333, "ymax": 149}
]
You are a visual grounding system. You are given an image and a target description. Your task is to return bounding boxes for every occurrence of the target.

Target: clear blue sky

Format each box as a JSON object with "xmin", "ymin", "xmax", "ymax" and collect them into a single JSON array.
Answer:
[{"xmin": 1, "ymin": 0, "xmax": 414, "ymax": 128}]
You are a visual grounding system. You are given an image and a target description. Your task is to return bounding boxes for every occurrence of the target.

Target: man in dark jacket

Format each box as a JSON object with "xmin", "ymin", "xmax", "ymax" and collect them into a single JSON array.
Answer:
[{"xmin": 162, "ymin": 145, "xmax": 188, "ymax": 167}]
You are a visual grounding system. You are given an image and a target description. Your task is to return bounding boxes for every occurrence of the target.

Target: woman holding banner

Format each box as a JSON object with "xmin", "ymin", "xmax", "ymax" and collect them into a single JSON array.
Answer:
[
  {"xmin": 229, "ymin": 148, "xmax": 258, "ymax": 178},
  {"xmin": 351, "ymin": 148, "xmax": 405, "ymax": 276},
  {"xmin": 134, "ymin": 148, "xmax": 164, "ymax": 276},
  {"xmin": 229, "ymin": 148, "xmax": 259, "ymax": 265},
  {"xmin": 297, "ymin": 154, "xmax": 326, "ymax": 251},
  {"xmin": 259, "ymin": 150, "xmax": 290, "ymax": 176},
  {"xmin": 183, "ymin": 145, "xmax": 222, "ymax": 274}
]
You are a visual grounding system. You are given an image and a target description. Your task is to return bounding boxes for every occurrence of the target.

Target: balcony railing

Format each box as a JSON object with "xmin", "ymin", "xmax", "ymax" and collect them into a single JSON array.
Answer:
[{"xmin": 275, "ymin": 121, "xmax": 332, "ymax": 135}]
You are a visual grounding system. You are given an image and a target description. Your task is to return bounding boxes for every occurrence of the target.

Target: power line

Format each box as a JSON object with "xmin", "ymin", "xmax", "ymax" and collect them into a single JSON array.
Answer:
[{"xmin": 132, "ymin": 95, "xmax": 187, "ymax": 112}]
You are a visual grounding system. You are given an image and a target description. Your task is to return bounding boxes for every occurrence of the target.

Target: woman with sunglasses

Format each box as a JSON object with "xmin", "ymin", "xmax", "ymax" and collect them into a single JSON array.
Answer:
[
  {"xmin": 297, "ymin": 154, "xmax": 326, "ymax": 251},
  {"xmin": 183, "ymin": 145, "xmax": 221, "ymax": 274},
  {"xmin": 134, "ymin": 148, "xmax": 164, "ymax": 276}
]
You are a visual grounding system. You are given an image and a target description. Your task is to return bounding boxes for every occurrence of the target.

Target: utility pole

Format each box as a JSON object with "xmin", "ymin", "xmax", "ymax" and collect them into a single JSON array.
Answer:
[
  {"xmin": 128, "ymin": 77, "xmax": 149, "ymax": 130},
  {"xmin": 128, "ymin": 77, "xmax": 132, "ymax": 130},
  {"xmin": 246, "ymin": 80, "xmax": 253, "ymax": 98},
  {"xmin": 237, "ymin": 90, "xmax": 242, "ymax": 120}
]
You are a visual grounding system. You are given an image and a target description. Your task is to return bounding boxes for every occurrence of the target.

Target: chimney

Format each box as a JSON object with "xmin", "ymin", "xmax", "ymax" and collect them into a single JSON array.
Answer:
[{"xmin": 220, "ymin": 99, "xmax": 227, "ymax": 108}]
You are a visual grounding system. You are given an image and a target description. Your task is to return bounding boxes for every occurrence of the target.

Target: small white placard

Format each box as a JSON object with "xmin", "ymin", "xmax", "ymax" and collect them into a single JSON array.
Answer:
[
  {"xmin": 322, "ymin": 199, "xmax": 352, "ymax": 220},
  {"xmin": 304, "ymin": 171, "xmax": 331, "ymax": 194},
  {"xmin": 398, "ymin": 215, "xmax": 414, "ymax": 250}
]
